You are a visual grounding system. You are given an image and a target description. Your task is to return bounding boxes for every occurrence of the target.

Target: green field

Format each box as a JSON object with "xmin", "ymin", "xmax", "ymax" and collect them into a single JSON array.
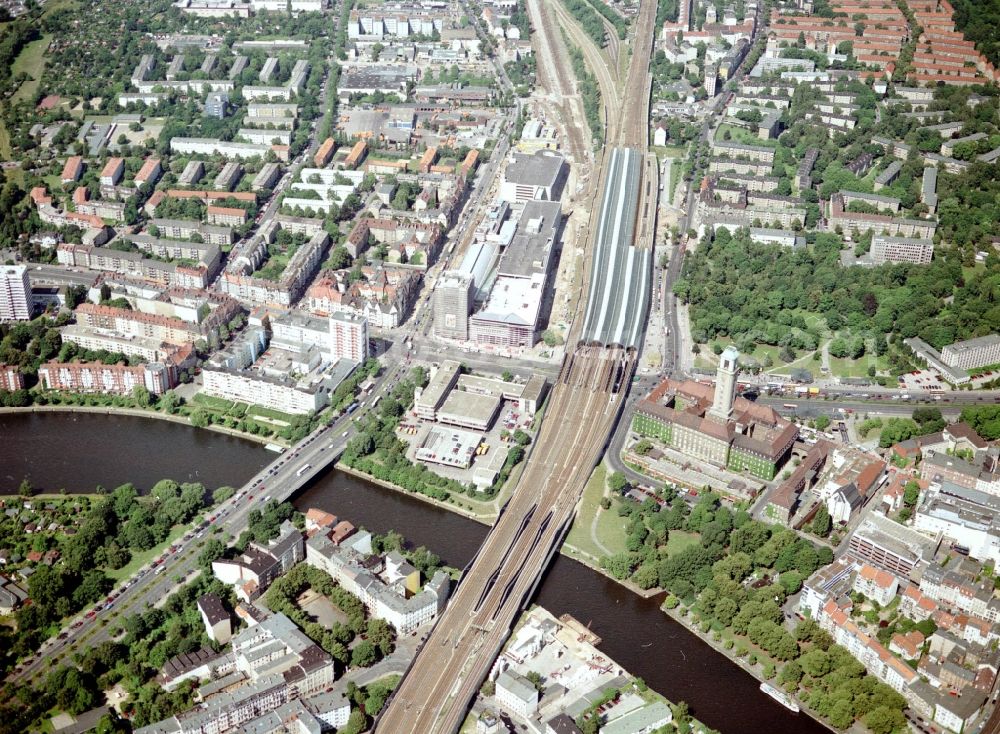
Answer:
[
  {"xmin": 565, "ymin": 464, "xmax": 628, "ymax": 559},
  {"xmin": 664, "ymin": 529, "xmax": 700, "ymax": 557},
  {"xmin": 0, "ymin": 121, "xmax": 10, "ymax": 159},
  {"xmin": 11, "ymin": 34, "xmax": 51, "ymax": 104}
]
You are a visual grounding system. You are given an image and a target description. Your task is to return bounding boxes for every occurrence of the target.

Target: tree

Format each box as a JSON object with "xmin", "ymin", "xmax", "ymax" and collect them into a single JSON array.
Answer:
[
  {"xmin": 350, "ymin": 640, "xmax": 378, "ymax": 667},
  {"xmin": 198, "ymin": 538, "xmax": 226, "ymax": 569},
  {"xmin": 501, "ymin": 370, "xmax": 514, "ymax": 382},
  {"xmin": 608, "ymin": 471, "xmax": 629, "ymax": 494},
  {"xmin": 865, "ymin": 706, "xmax": 906, "ymax": 734},
  {"xmin": 810, "ymin": 505, "xmax": 832, "ymax": 537},
  {"xmin": 131, "ymin": 385, "xmax": 153, "ymax": 408},
  {"xmin": 903, "ymin": 481, "xmax": 920, "ymax": 508},
  {"xmin": 366, "ymin": 618, "xmax": 394, "ymax": 656},
  {"xmin": 779, "ymin": 570, "xmax": 804, "ymax": 595},
  {"xmin": 18, "ymin": 478, "xmax": 33, "ymax": 496}
]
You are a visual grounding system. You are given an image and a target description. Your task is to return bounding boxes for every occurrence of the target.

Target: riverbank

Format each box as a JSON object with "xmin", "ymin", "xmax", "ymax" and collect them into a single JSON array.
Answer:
[
  {"xmin": 335, "ymin": 462, "xmax": 499, "ymax": 523},
  {"xmin": 337, "ymin": 458, "xmax": 834, "ymax": 733},
  {"xmin": 661, "ymin": 602, "xmax": 839, "ymax": 734},
  {"xmin": 0, "ymin": 405, "xmax": 288, "ymax": 448}
]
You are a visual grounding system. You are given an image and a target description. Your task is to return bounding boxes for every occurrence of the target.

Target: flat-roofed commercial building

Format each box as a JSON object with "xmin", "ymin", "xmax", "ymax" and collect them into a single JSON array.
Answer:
[
  {"xmin": 436, "ymin": 390, "xmax": 501, "ymax": 431},
  {"xmin": 941, "ymin": 334, "xmax": 1000, "ymax": 371},
  {"xmin": 871, "ymin": 235, "xmax": 935, "ymax": 265}
]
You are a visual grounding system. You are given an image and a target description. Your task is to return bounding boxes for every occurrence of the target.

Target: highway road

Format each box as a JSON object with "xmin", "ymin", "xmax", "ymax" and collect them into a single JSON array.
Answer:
[
  {"xmin": 376, "ymin": 348, "xmax": 633, "ymax": 733},
  {"xmin": 7, "ymin": 350, "xmax": 413, "ymax": 688}
]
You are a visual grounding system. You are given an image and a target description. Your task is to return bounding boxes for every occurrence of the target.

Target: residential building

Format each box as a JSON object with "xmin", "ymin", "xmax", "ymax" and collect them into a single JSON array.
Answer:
[
  {"xmin": 329, "ymin": 312, "xmax": 368, "ymax": 363},
  {"xmin": 495, "ymin": 670, "xmax": 538, "ymax": 718},
  {"xmin": 206, "ymin": 205, "xmax": 248, "ymax": 227},
  {"xmin": 215, "ymin": 162, "xmax": 244, "ymax": 191},
  {"xmin": 204, "ymin": 92, "xmax": 230, "ymax": 119},
  {"xmin": 202, "ymin": 366, "xmax": 327, "ymax": 414},
  {"xmin": 0, "ymin": 265, "xmax": 32, "ymax": 321},
  {"xmin": 197, "ymin": 593, "xmax": 232, "ymax": 644},
  {"xmin": 135, "ymin": 674, "xmax": 288, "ymax": 734},
  {"xmin": 0, "ymin": 364, "xmax": 25, "ymax": 391},
  {"xmin": 853, "ymin": 564, "xmax": 900, "ymax": 606},
  {"xmin": 305, "ymin": 527, "xmax": 450, "ymax": 633},
  {"xmin": 99, "ymin": 158, "xmax": 124, "ymax": 186},
  {"xmin": 434, "ymin": 271, "xmax": 473, "ymax": 340},
  {"xmin": 314, "ymin": 137, "xmax": 335, "ymax": 167},
  {"xmin": 135, "ymin": 158, "xmax": 163, "ymax": 188},
  {"xmin": 212, "ymin": 520, "xmax": 304, "ymax": 602},
  {"xmin": 819, "ymin": 600, "xmax": 918, "ymax": 694},
  {"xmin": 230, "ymin": 612, "xmax": 335, "ymax": 696},
  {"xmin": 178, "ymin": 160, "xmax": 205, "ymax": 187},
  {"xmin": 75, "ymin": 302, "xmax": 201, "ymax": 345},
  {"xmin": 37, "ymin": 360, "xmax": 175, "ymax": 395},
  {"xmin": 61, "ymin": 156, "xmax": 84, "ymax": 185}
]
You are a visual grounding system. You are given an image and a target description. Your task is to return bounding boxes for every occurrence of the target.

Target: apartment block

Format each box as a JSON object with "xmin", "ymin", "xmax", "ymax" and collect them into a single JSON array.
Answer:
[
  {"xmin": 37, "ymin": 360, "xmax": 174, "ymax": 395},
  {"xmin": 329, "ymin": 312, "xmax": 368, "ymax": 363},
  {"xmin": 0, "ymin": 265, "xmax": 32, "ymax": 321}
]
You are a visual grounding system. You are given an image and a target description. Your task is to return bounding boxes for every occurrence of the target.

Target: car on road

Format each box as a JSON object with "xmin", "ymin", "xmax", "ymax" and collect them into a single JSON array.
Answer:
[{"xmin": 85, "ymin": 611, "xmax": 96, "ymax": 619}]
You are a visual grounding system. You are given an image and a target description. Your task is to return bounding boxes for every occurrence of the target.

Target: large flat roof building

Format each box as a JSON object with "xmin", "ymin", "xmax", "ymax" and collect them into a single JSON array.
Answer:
[{"xmin": 499, "ymin": 151, "xmax": 567, "ymax": 204}]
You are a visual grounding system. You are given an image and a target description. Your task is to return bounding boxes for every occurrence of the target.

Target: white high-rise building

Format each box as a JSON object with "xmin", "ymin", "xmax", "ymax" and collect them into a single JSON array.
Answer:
[
  {"xmin": 709, "ymin": 346, "xmax": 739, "ymax": 422},
  {"xmin": 329, "ymin": 312, "xmax": 368, "ymax": 363},
  {"xmin": 0, "ymin": 265, "xmax": 32, "ymax": 321}
]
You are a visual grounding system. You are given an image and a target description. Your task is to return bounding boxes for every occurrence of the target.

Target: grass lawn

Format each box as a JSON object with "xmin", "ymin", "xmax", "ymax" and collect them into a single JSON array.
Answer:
[
  {"xmin": 248, "ymin": 404, "xmax": 302, "ymax": 424},
  {"xmin": 664, "ymin": 529, "xmax": 700, "ymax": 557},
  {"xmin": 716, "ymin": 123, "xmax": 776, "ymax": 147},
  {"xmin": 106, "ymin": 524, "xmax": 188, "ymax": 582},
  {"xmin": 828, "ymin": 355, "xmax": 877, "ymax": 379},
  {"xmin": 0, "ymin": 121, "xmax": 11, "ymax": 159},
  {"xmin": 650, "ymin": 144, "xmax": 686, "ymax": 160},
  {"xmin": 11, "ymin": 34, "xmax": 51, "ymax": 104},
  {"xmin": 192, "ymin": 393, "xmax": 249, "ymax": 418},
  {"xmin": 566, "ymin": 464, "xmax": 628, "ymax": 559}
]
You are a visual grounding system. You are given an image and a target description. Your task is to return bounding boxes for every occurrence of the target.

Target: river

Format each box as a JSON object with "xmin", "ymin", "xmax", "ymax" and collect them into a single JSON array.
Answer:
[{"xmin": 0, "ymin": 413, "xmax": 826, "ymax": 734}]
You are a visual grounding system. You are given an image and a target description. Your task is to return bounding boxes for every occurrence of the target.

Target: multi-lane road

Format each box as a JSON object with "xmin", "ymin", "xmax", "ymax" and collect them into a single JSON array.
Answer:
[{"xmin": 7, "ymin": 349, "xmax": 413, "ymax": 687}]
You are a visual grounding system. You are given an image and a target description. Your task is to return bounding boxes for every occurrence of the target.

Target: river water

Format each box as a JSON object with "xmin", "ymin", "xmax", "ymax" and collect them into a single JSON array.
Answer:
[{"xmin": 0, "ymin": 413, "xmax": 826, "ymax": 734}]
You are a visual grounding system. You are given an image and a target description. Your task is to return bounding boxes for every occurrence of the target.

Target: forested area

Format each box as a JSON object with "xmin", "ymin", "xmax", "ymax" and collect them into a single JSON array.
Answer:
[
  {"xmin": 950, "ymin": 0, "xmax": 1000, "ymax": 68},
  {"xmin": 600, "ymin": 488, "xmax": 907, "ymax": 732},
  {"xmin": 675, "ymin": 227, "xmax": 1000, "ymax": 363},
  {"xmin": 582, "ymin": 0, "xmax": 627, "ymax": 40},
  {"xmin": 1, "ymin": 481, "xmax": 213, "ymax": 676},
  {"xmin": 565, "ymin": 40, "xmax": 604, "ymax": 144},
  {"xmin": 560, "ymin": 0, "xmax": 608, "ymax": 47}
]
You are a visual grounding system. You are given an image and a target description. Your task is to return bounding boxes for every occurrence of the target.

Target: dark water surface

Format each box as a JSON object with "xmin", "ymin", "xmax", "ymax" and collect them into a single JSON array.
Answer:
[{"xmin": 2, "ymin": 413, "xmax": 827, "ymax": 734}]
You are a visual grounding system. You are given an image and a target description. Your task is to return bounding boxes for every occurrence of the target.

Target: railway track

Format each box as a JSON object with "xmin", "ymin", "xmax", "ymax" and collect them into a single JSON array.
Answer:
[{"xmin": 375, "ymin": 349, "xmax": 633, "ymax": 734}]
